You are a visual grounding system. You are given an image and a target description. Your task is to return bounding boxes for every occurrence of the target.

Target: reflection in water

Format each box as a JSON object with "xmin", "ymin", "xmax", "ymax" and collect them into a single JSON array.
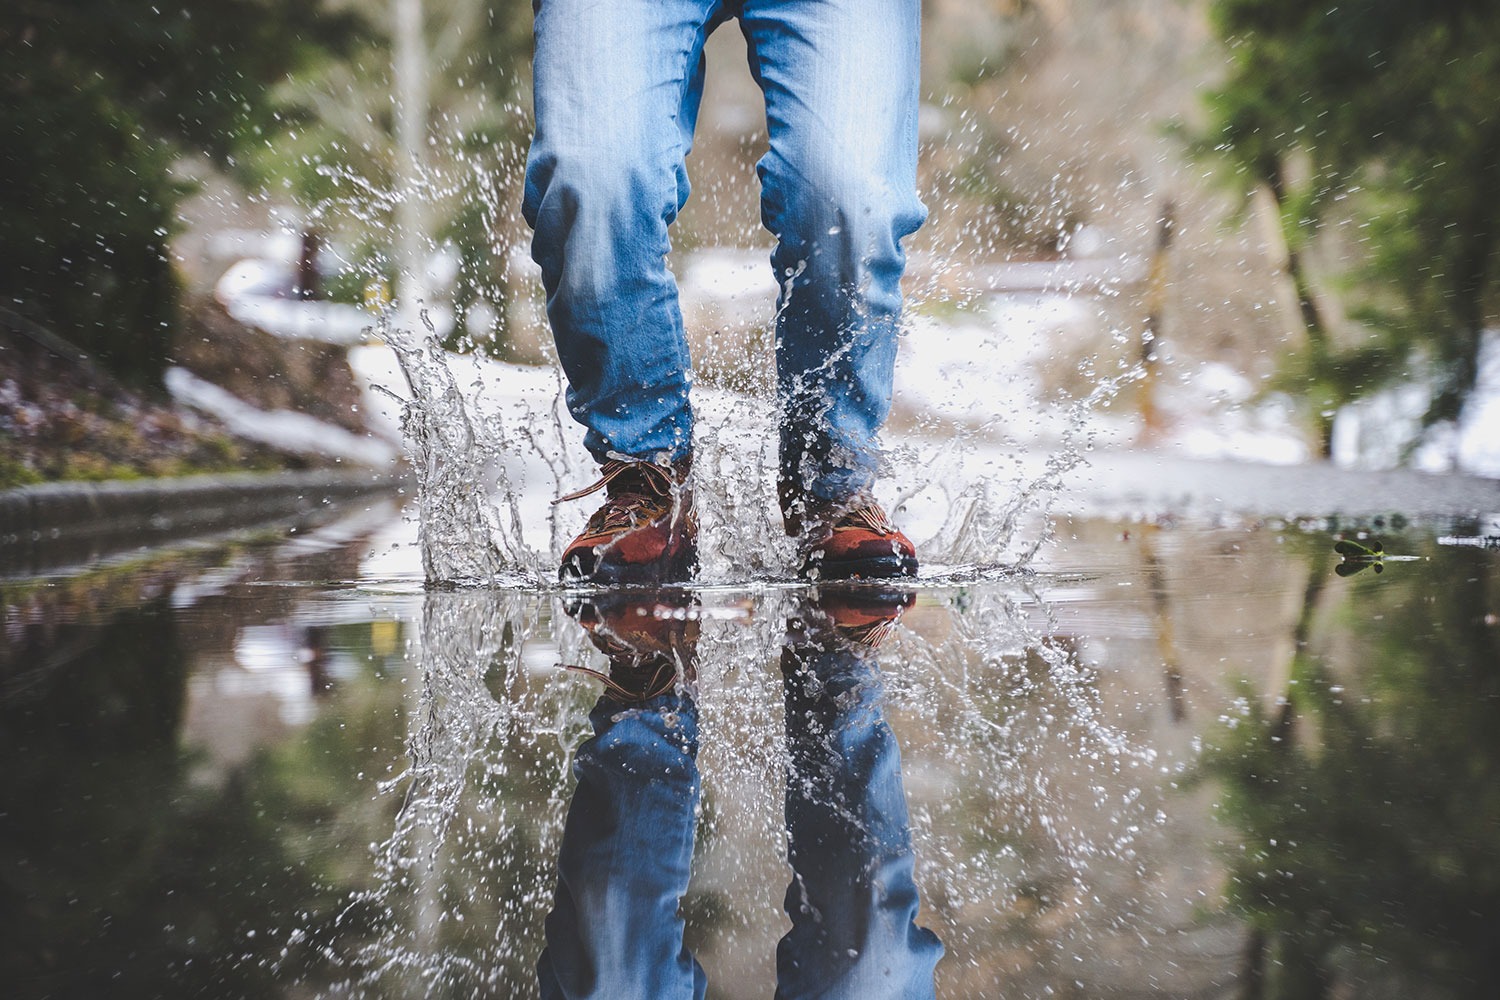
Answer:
[
  {"xmin": 776, "ymin": 590, "xmax": 944, "ymax": 998},
  {"xmin": 1203, "ymin": 538, "xmax": 1500, "ymax": 998},
  {"xmin": 340, "ymin": 568, "xmax": 1153, "ymax": 998},
  {"xmin": 332, "ymin": 590, "xmax": 569, "ymax": 995},
  {"xmin": 0, "ymin": 531, "xmax": 401, "ymax": 998},
  {"xmin": 4, "ymin": 517, "xmax": 1497, "ymax": 997},
  {"xmin": 537, "ymin": 588, "xmax": 943, "ymax": 999}
]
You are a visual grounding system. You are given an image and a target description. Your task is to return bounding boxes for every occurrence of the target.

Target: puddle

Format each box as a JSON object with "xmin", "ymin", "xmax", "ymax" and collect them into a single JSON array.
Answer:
[{"xmin": 3, "ymin": 504, "xmax": 1496, "ymax": 997}]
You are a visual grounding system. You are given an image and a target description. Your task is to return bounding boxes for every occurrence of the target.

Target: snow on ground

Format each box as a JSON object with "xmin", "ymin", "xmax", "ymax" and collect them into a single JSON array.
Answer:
[
  {"xmin": 676, "ymin": 247, "xmax": 777, "ymax": 306},
  {"xmin": 1153, "ymin": 362, "xmax": 1308, "ymax": 466},
  {"xmin": 1333, "ymin": 332, "xmax": 1500, "ymax": 478},
  {"xmin": 214, "ymin": 257, "xmax": 454, "ymax": 345},
  {"xmin": 895, "ymin": 295, "xmax": 1098, "ymax": 442},
  {"xmin": 895, "ymin": 293, "xmax": 1309, "ymax": 465},
  {"xmin": 165, "ymin": 367, "xmax": 400, "ymax": 467}
]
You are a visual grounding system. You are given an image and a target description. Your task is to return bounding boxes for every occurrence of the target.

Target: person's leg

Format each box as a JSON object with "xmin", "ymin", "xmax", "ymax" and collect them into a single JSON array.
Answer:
[
  {"xmin": 524, "ymin": 0, "xmax": 727, "ymax": 465},
  {"xmin": 527, "ymin": 0, "xmax": 730, "ymax": 582},
  {"xmin": 536, "ymin": 694, "xmax": 706, "ymax": 1000},
  {"xmin": 774, "ymin": 595, "xmax": 943, "ymax": 1000},
  {"xmin": 738, "ymin": 0, "xmax": 926, "ymax": 518}
]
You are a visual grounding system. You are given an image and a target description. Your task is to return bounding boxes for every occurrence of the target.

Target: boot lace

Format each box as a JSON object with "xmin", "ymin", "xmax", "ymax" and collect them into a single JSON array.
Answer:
[
  {"xmin": 831, "ymin": 502, "xmax": 898, "ymax": 535},
  {"xmin": 553, "ymin": 460, "xmax": 677, "ymax": 536}
]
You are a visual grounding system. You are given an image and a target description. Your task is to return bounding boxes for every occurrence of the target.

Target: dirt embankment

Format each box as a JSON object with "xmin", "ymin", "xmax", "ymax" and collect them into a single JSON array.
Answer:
[
  {"xmin": 0, "ymin": 298, "xmax": 368, "ymax": 490},
  {"xmin": 173, "ymin": 296, "xmax": 365, "ymax": 435}
]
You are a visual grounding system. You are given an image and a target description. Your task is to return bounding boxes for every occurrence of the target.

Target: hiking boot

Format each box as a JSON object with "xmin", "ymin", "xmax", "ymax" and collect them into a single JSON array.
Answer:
[
  {"xmin": 554, "ymin": 457, "xmax": 696, "ymax": 584},
  {"xmin": 781, "ymin": 488, "xmax": 918, "ymax": 580},
  {"xmin": 790, "ymin": 586, "xmax": 916, "ymax": 651},
  {"xmin": 564, "ymin": 590, "xmax": 699, "ymax": 702}
]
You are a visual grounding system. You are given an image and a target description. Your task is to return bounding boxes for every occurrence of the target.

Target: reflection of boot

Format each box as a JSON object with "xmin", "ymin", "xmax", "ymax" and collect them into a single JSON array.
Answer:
[
  {"xmin": 554, "ymin": 457, "xmax": 697, "ymax": 584},
  {"xmin": 789, "ymin": 585, "xmax": 916, "ymax": 652},
  {"xmin": 539, "ymin": 600, "xmax": 705, "ymax": 1000},
  {"xmin": 564, "ymin": 590, "xmax": 700, "ymax": 702}
]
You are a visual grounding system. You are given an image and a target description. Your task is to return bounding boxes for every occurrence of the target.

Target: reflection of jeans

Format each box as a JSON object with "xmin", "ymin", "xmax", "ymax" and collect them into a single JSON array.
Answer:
[
  {"xmin": 536, "ymin": 642, "xmax": 941, "ymax": 999},
  {"xmin": 777, "ymin": 630, "xmax": 943, "ymax": 999},
  {"xmin": 523, "ymin": 0, "xmax": 926, "ymax": 502},
  {"xmin": 537, "ymin": 695, "xmax": 706, "ymax": 1000}
]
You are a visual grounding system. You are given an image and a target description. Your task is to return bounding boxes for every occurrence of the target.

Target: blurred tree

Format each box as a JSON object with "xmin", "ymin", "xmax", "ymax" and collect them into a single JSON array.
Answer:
[
  {"xmin": 1202, "ymin": 0, "xmax": 1500, "ymax": 455},
  {"xmin": 0, "ymin": 1, "xmax": 364, "ymax": 387},
  {"xmin": 251, "ymin": 0, "xmax": 533, "ymax": 355}
]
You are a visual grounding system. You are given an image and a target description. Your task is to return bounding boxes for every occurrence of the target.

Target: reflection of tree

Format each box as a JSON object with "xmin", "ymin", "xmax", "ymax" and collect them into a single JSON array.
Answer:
[
  {"xmin": 321, "ymin": 592, "xmax": 586, "ymax": 997},
  {"xmin": 0, "ymin": 597, "xmax": 319, "ymax": 997},
  {"xmin": 0, "ymin": 547, "xmax": 415, "ymax": 998},
  {"xmin": 1203, "ymin": 540, "xmax": 1500, "ymax": 997},
  {"xmin": 1138, "ymin": 525, "xmax": 1187, "ymax": 724}
]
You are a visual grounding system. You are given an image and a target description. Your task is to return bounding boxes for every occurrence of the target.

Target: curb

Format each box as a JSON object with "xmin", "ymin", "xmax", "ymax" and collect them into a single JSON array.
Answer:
[{"xmin": 0, "ymin": 468, "xmax": 403, "ymax": 570}]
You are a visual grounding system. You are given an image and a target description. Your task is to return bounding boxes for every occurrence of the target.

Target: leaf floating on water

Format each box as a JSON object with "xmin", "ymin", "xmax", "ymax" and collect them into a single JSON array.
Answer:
[
  {"xmin": 1333, "ymin": 537, "xmax": 1391, "ymax": 577},
  {"xmin": 1334, "ymin": 538, "xmax": 1381, "ymax": 558}
]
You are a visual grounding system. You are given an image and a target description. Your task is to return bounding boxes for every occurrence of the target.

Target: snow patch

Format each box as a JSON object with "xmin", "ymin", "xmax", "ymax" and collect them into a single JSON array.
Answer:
[
  {"xmin": 1332, "ymin": 331, "xmax": 1500, "ymax": 478},
  {"xmin": 165, "ymin": 367, "xmax": 400, "ymax": 467}
]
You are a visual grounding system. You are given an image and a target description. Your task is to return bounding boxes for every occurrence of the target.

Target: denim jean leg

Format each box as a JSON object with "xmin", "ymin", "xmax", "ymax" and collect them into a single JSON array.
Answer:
[
  {"xmin": 775, "ymin": 641, "xmax": 943, "ymax": 1000},
  {"xmin": 537, "ymin": 695, "xmax": 706, "ymax": 1000},
  {"xmin": 739, "ymin": 0, "xmax": 927, "ymax": 504},
  {"xmin": 524, "ymin": 0, "xmax": 728, "ymax": 465}
]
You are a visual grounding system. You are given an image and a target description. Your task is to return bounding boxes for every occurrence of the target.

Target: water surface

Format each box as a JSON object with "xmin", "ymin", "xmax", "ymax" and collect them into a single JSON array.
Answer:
[{"xmin": 3, "ymin": 500, "xmax": 1497, "ymax": 998}]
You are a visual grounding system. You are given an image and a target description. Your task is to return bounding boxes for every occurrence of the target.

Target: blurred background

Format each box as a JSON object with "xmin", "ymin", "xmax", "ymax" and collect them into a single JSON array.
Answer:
[
  {"xmin": 5, "ymin": 7, "xmax": 1500, "ymax": 998},
  {"xmin": 3, "ymin": 0, "xmax": 1498, "ymax": 488}
]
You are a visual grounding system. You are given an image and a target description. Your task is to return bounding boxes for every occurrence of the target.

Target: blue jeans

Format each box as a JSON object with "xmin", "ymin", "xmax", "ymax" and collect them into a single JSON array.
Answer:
[
  {"xmin": 523, "ymin": 0, "xmax": 926, "ymax": 504},
  {"xmin": 535, "ymin": 635, "xmax": 942, "ymax": 999}
]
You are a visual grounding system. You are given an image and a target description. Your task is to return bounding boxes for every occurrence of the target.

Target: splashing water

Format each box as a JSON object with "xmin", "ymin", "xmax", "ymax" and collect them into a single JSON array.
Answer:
[
  {"xmin": 382, "ymin": 317, "xmax": 528, "ymax": 585},
  {"xmin": 323, "ymin": 590, "xmax": 577, "ymax": 994},
  {"xmin": 374, "ymin": 301, "xmax": 1142, "ymax": 587},
  {"xmin": 304, "ymin": 578, "xmax": 1158, "ymax": 996},
  {"xmin": 324, "ymin": 93, "xmax": 1157, "ymax": 991}
]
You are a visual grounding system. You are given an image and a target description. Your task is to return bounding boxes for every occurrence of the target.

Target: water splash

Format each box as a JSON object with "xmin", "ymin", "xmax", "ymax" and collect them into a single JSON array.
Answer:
[
  {"xmin": 309, "ymin": 580, "xmax": 1158, "ymax": 995},
  {"xmin": 323, "ymin": 590, "xmax": 585, "ymax": 995},
  {"xmin": 913, "ymin": 352, "xmax": 1146, "ymax": 572},
  {"xmin": 382, "ymin": 314, "xmax": 538, "ymax": 586},
  {"xmin": 373, "ymin": 306, "xmax": 1142, "ymax": 587}
]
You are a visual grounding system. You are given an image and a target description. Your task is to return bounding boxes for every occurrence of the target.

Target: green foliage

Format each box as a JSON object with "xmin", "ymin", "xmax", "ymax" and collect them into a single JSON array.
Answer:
[
  {"xmin": 1201, "ymin": 540, "xmax": 1500, "ymax": 995},
  {"xmin": 0, "ymin": 1, "xmax": 364, "ymax": 387},
  {"xmin": 0, "ymin": 328, "xmax": 290, "ymax": 488},
  {"xmin": 1202, "ymin": 0, "xmax": 1500, "ymax": 436},
  {"xmin": 250, "ymin": 0, "xmax": 534, "ymax": 355}
]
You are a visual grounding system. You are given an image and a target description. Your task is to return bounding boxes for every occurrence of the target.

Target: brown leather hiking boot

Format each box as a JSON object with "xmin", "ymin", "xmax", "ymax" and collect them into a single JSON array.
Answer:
[
  {"xmin": 554, "ymin": 457, "xmax": 696, "ymax": 584},
  {"xmin": 781, "ymin": 487, "xmax": 918, "ymax": 580},
  {"xmin": 564, "ymin": 590, "xmax": 700, "ymax": 702}
]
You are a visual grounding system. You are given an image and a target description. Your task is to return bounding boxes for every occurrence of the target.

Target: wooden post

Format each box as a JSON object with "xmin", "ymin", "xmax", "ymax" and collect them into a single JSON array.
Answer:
[
  {"xmin": 296, "ymin": 228, "xmax": 322, "ymax": 301},
  {"xmin": 1137, "ymin": 199, "xmax": 1176, "ymax": 443}
]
